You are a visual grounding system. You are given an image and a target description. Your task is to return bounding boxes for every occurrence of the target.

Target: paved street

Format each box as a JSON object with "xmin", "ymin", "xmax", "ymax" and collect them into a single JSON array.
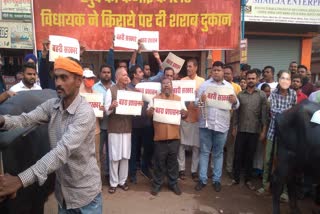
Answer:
[{"xmin": 44, "ymin": 158, "xmax": 315, "ymax": 214}]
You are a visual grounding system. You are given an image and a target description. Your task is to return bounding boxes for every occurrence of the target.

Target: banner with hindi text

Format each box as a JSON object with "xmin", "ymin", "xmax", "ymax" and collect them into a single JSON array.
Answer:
[
  {"xmin": 162, "ymin": 52, "xmax": 185, "ymax": 74},
  {"xmin": 205, "ymin": 86, "xmax": 234, "ymax": 110},
  {"xmin": 1, "ymin": 0, "xmax": 32, "ymax": 20},
  {"xmin": 49, "ymin": 35, "xmax": 80, "ymax": 62},
  {"xmin": 153, "ymin": 99, "xmax": 181, "ymax": 125},
  {"xmin": 114, "ymin": 27, "xmax": 159, "ymax": 50},
  {"xmin": 172, "ymin": 80, "xmax": 196, "ymax": 101},
  {"xmin": 116, "ymin": 90, "xmax": 143, "ymax": 115},
  {"xmin": 136, "ymin": 82, "xmax": 161, "ymax": 102},
  {"xmin": 81, "ymin": 93, "xmax": 104, "ymax": 117},
  {"xmin": 33, "ymin": 0, "xmax": 240, "ymax": 51}
]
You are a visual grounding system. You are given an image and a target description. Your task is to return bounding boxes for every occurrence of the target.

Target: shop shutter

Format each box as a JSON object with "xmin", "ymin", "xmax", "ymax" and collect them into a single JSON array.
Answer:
[{"xmin": 247, "ymin": 37, "xmax": 301, "ymax": 76}]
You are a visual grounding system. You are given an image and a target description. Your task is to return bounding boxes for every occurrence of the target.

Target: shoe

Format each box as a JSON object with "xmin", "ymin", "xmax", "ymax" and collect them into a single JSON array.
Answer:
[
  {"xmin": 229, "ymin": 179, "xmax": 239, "ymax": 186},
  {"xmin": 179, "ymin": 171, "xmax": 186, "ymax": 180},
  {"xmin": 191, "ymin": 173, "xmax": 199, "ymax": 182},
  {"xmin": 140, "ymin": 169, "xmax": 153, "ymax": 181},
  {"xmin": 118, "ymin": 182, "xmax": 129, "ymax": 191},
  {"xmin": 245, "ymin": 181, "xmax": 255, "ymax": 191},
  {"xmin": 195, "ymin": 181, "xmax": 206, "ymax": 191},
  {"xmin": 151, "ymin": 185, "xmax": 160, "ymax": 196},
  {"xmin": 280, "ymin": 193, "xmax": 289, "ymax": 203},
  {"xmin": 169, "ymin": 184, "xmax": 182, "ymax": 195},
  {"xmin": 213, "ymin": 182, "xmax": 221, "ymax": 192},
  {"xmin": 256, "ymin": 187, "xmax": 270, "ymax": 196}
]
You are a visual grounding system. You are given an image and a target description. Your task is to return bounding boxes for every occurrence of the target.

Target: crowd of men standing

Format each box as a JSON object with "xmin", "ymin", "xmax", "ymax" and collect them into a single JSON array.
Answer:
[{"xmin": 0, "ymin": 41, "xmax": 320, "ymax": 212}]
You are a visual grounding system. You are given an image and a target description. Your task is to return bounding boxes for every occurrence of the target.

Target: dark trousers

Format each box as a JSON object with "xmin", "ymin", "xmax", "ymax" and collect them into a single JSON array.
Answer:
[
  {"xmin": 153, "ymin": 140, "xmax": 179, "ymax": 188},
  {"xmin": 141, "ymin": 126, "xmax": 154, "ymax": 172},
  {"xmin": 233, "ymin": 132, "xmax": 259, "ymax": 183},
  {"xmin": 129, "ymin": 127, "xmax": 154, "ymax": 178},
  {"xmin": 100, "ymin": 129, "xmax": 109, "ymax": 176}
]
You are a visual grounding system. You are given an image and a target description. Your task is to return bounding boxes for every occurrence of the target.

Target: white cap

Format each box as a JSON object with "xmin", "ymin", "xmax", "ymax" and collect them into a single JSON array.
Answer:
[{"xmin": 83, "ymin": 69, "xmax": 96, "ymax": 78}]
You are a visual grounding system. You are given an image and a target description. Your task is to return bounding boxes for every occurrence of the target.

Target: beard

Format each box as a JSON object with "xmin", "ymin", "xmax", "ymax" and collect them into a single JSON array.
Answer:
[{"xmin": 164, "ymin": 88, "xmax": 170, "ymax": 97}]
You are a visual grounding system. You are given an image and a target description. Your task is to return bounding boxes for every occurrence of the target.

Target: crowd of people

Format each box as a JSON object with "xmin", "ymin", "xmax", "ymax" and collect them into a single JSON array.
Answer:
[{"xmin": 0, "ymin": 40, "xmax": 320, "ymax": 212}]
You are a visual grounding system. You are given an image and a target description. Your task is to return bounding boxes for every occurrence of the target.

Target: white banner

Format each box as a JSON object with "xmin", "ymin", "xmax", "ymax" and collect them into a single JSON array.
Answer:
[
  {"xmin": 153, "ymin": 99, "xmax": 181, "ymax": 125},
  {"xmin": 81, "ymin": 93, "xmax": 104, "ymax": 118},
  {"xmin": 116, "ymin": 90, "xmax": 143, "ymax": 115},
  {"xmin": 114, "ymin": 27, "xmax": 139, "ymax": 50},
  {"xmin": 114, "ymin": 27, "xmax": 159, "ymax": 50},
  {"xmin": 172, "ymin": 80, "xmax": 196, "ymax": 102},
  {"xmin": 205, "ymin": 86, "xmax": 234, "ymax": 110},
  {"xmin": 49, "ymin": 35, "xmax": 80, "ymax": 62},
  {"xmin": 162, "ymin": 52, "xmax": 185, "ymax": 74},
  {"xmin": 136, "ymin": 82, "xmax": 161, "ymax": 102},
  {"xmin": 139, "ymin": 30, "xmax": 159, "ymax": 50}
]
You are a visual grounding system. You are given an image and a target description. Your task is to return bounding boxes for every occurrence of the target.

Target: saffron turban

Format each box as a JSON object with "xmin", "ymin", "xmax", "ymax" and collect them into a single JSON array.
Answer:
[{"xmin": 54, "ymin": 57, "xmax": 83, "ymax": 76}]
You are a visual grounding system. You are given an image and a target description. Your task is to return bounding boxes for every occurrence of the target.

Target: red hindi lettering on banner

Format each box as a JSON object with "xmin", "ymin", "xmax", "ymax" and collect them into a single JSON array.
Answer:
[
  {"xmin": 33, "ymin": 0, "xmax": 240, "ymax": 51},
  {"xmin": 119, "ymin": 99, "xmax": 128, "ymax": 105},
  {"xmin": 89, "ymin": 102, "xmax": 101, "ymax": 108}
]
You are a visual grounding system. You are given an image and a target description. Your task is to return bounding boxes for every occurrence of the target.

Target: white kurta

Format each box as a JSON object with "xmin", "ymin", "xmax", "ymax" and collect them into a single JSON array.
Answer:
[{"xmin": 108, "ymin": 133, "xmax": 131, "ymax": 161}]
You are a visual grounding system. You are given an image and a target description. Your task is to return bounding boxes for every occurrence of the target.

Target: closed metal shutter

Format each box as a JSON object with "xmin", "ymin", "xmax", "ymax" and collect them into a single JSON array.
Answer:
[{"xmin": 247, "ymin": 37, "xmax": 301, "ymax": 75}]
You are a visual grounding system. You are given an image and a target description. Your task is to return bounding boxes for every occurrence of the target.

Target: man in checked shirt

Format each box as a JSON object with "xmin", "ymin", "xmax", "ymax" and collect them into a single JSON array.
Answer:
[{"xmin": 0, "ymin": 57, "xmax": 102, "ymax": 213}]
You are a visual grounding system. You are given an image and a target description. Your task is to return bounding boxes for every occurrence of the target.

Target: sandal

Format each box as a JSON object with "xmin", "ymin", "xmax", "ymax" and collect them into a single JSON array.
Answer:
[
  {"xmin": 119, "ymin": 183, "xmax": 129, "ymax": 191},
  {"xmin": 108, "ymin": 187, "xmax": 116, "ymax": 194},
  {"xmin": 245, "ymin": 181, "xmax": 256, "ymax": 191}
]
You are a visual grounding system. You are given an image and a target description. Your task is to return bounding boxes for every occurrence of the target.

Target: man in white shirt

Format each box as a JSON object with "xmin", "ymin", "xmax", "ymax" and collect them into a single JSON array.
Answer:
[
  {"xmin": 9, "ymin": 63, "xmax": 42, "ymax": 93},
  {"xmin": 257, "ymin": 66, "xmax": 278, "ymax": 92}
]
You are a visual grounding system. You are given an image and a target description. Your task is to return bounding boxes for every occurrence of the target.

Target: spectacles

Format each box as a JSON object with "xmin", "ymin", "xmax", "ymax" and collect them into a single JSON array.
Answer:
[{"xmin": 162, "ymin": 82, "xmax": 172, "ymax": 86}]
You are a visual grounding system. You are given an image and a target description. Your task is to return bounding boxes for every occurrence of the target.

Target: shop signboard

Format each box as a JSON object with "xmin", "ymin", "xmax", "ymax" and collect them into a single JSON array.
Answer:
[
  {"xmin": 245, "ymin": 0, "xmax": 320, "ymax": 25},
  {"xmin": 0, "ymin": 22, "xmax": 11, "ymax": 48},
  {"xmin": 33, "ymin": 0, "xmax": 240, "ymax": 51},
  {"xmin": 1, "ymin": 0, "xmax": 32, "ymax": 20}
]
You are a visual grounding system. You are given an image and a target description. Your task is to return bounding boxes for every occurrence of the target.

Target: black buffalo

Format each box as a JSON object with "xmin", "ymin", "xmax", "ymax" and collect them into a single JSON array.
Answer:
[
  {"xmin": 0, "ymin": 89, "xmax": 56, "ymax": 214},
  {"xmin": 272, "ymin": 100, "xmax": 320, "ymax": 214}
]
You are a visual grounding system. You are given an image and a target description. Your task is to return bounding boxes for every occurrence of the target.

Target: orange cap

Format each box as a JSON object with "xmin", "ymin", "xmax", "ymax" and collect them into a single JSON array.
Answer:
[{"xmin": 54, "ymin": 57, "xmax": 83, "ymax": 76}]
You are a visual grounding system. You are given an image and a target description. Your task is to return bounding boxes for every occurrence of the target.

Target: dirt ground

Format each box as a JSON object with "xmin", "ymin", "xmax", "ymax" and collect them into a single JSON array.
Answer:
[{"xmin": 44, "ymin": 155, "xmax": 315, "ymax": 214}]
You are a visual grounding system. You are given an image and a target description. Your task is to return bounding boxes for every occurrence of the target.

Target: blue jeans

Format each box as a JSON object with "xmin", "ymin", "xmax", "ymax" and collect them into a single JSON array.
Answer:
[
  {"xmin": 199, "ymin": 128, "xmax": 228, "ymax": 184},
  {"xmin": 58, "ymin": 193, "xmax": 102, "ymax": 214},
  {"xmin": 100, "ymin": 129, "xmax": 109, "ymax": 176}
]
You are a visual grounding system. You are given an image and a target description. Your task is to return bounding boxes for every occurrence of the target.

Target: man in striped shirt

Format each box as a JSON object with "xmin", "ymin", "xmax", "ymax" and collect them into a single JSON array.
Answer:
[{"xmin": 0, "ymin": 57, "xmax": 102, "ymax": 213}]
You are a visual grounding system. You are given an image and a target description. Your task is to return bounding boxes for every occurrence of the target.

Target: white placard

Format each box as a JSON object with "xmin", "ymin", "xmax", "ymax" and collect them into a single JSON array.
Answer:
[
  {"xmin": 172, "ymin": 80, "xmax": 196, "ymax": 102},
  {"xmin": 114, "ymin": 27, "xmax": 159, "ymax": 50},
  {"xmin": 153, "ymin": 99, "xmax": 181, "ymax": 125},
  {"xmin": 114, "ymin": 27, "xmax": 139, "ymax": 50},
  {"xmin": 116, "ymin": 90, "xmax": 143, "ymax": 115},
  {"xmin": 162, "ymin": 52, "xmax": 185, "ymax": 74},
  {"xmin": 49, "ymin": 35, "xmax": 80, "ymax": 62},
  {"xmin": 136, "ymin": 82, "xmax": 161, "ymax": 102},
  {"xmin": 311, "ymin": 110, "xmax": 320, "ymax": 125},
  {"xmin": 205, "ymin": 86, "xmax": 235, "ymax": 110},
  {"xmin": 81, "ymin": 93, "xmax": 103, "ymax": 118},
  {"xmin": 139, "ymin": 31, "xmax": 159, "ymax": 50}
]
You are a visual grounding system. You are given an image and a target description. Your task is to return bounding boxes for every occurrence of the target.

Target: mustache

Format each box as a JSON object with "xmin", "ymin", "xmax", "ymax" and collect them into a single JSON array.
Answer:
[{"xmin": 56, "ymin": 86, "xmax": 64, "ymax": 92}]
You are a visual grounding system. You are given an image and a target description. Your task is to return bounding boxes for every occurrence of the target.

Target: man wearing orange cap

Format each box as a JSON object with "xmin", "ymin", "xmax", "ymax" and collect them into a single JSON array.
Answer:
[{"xmin": 0, "ymin": 57, "xmax": 102, "ymax": 213}]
